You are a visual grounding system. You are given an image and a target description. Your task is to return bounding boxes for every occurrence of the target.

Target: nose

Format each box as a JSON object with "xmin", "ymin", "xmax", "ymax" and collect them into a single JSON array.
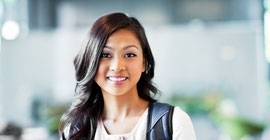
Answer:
[{"xmin": 110, "ymin": 56, "xmax": 125, "ymax": 72}]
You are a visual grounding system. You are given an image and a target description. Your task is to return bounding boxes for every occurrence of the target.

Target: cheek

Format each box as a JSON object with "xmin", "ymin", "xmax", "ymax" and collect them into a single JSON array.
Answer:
[
  {"xmin": 95, "ymin": 64, "xmax": 106, "ymax": 80},
  {"xmin": 129, "ymin": 61, "xmax": 145, "ymax": 74}
]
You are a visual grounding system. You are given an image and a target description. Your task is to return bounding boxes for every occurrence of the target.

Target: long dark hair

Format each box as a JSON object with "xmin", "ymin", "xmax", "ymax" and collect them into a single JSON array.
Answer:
[{"xmin": 59, "ymin": 12, "xmax": 158, "ymax": 140}]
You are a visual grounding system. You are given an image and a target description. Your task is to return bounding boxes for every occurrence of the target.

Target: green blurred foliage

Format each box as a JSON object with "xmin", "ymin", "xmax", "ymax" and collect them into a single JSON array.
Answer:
[{"xmin": 168, "ymin": 92, "xmax": 265, "ymax": 139}]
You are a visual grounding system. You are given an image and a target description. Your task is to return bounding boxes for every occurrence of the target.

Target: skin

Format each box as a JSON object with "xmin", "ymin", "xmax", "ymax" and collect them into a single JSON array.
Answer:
[{"xmin": 94, "ymin": 29, "xmax": 149, "ymax": 134}]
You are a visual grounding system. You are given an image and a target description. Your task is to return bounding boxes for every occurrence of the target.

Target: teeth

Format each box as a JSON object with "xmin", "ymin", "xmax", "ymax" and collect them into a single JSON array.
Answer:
[{"xmin": 108, "ymin": 77, "xmax": 126, "ymax": 81}]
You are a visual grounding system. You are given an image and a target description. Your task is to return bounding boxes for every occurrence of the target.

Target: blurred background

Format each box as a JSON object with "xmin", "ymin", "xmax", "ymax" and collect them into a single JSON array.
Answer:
[{"xmin": 0, "ymin": 0, "xmax": 270, "ymax": 139}]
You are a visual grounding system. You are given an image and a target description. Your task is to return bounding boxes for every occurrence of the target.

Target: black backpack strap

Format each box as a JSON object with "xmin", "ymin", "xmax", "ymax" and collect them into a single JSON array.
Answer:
[{"xmin": 146, "ymin": 102, "xmax": 174, "ymax": 140}]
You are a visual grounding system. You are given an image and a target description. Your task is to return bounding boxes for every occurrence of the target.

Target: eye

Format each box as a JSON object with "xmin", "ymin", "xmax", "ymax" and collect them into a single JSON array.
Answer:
[
  {"xmin": 125, "ymin": 53, "xmax": 136, "ymax": 58},
  {"xmin": 101, "ymin": 53, "xmax": 111, "ymax": 58}
]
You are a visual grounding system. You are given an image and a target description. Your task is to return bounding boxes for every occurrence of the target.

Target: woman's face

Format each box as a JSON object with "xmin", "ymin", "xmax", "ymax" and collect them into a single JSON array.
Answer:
[{"xmin": 95, "ymin": 29, "xmax": 145, "ymax": 96}]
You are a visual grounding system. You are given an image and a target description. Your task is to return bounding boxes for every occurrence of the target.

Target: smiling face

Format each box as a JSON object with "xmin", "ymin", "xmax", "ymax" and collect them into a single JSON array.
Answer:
[{"xmin": 94, "ymin": 29, "xmax": 145, "ymax": 97}]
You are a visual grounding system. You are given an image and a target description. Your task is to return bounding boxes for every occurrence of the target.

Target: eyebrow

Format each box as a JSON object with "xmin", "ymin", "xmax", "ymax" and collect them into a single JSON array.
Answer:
[{"xmin": 103, "ymin": 45, "xmax": 139, "ymax": 50}]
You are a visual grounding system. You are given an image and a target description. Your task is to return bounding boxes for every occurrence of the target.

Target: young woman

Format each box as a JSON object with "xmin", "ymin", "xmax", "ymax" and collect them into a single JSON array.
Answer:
[{"xmin": 59, "ymin": 12, "xmax": 196, "ymax": 140}]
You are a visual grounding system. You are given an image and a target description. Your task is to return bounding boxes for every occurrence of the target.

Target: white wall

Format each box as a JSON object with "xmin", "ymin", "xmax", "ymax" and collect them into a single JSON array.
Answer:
[
  {"xmin": 0, "ymin": 21, "xmax": 268, "ymax": 126},
  {"xmin": 147, "ymin": 21, "xmax": 268, "ymax": 121}
]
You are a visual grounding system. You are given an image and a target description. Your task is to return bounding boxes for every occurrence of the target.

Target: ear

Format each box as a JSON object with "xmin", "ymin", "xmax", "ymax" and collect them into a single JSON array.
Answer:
[{"xmin": 142, "ymin": 59, "xmax": 146, "ymax": 72}]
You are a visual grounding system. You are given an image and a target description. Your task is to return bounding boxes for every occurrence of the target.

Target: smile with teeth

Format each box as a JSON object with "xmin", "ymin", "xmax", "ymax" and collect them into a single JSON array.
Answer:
[{"xmin": 107, "ymin": 76, "xmax": 127, "ymax": 82}]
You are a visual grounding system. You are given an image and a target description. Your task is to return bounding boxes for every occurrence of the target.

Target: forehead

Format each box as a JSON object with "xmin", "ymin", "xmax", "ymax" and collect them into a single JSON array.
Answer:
[{"xmin": 105, "ymin": 29, "xmax": 141, "ymax": 48}]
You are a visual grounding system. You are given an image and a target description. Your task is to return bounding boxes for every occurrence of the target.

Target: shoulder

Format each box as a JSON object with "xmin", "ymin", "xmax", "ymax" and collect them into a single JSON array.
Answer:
[
  {"xmin": 60, "ymin": 123, "xmax": 81, "ymax": 140},
  {"xmin": 172, "ymin": 106, "xmax": 191, "ymax": 122},
  {"xmin": 172, "ymin": 106, "xmax": 197, "ymax": 140},
  {"xmin": 60, "ymin": 123, "xmax": 71, "ymax": 140}
]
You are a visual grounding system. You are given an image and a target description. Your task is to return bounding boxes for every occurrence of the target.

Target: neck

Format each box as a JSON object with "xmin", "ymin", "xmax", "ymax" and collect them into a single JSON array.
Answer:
[{"xmin": 102, "ymin": 94, "xmax": 148, "ymax": 121}]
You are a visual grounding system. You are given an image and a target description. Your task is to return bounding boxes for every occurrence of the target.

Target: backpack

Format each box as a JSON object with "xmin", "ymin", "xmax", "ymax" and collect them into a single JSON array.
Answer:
[{"xmin": 146, "ymin": 102, "xmax": 174, "ymax": 140}]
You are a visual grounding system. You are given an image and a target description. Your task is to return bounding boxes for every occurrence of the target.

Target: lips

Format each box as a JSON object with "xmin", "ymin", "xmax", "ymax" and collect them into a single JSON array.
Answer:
[{"xmin": 107, "ymin": 76, "xmax": 128, "ymax": 82}]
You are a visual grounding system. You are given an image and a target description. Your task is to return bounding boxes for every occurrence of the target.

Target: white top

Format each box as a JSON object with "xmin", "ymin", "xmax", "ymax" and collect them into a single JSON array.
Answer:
[{"xmin": 94, "ymin": 106, "xmax": 197, "ymax": 140}]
